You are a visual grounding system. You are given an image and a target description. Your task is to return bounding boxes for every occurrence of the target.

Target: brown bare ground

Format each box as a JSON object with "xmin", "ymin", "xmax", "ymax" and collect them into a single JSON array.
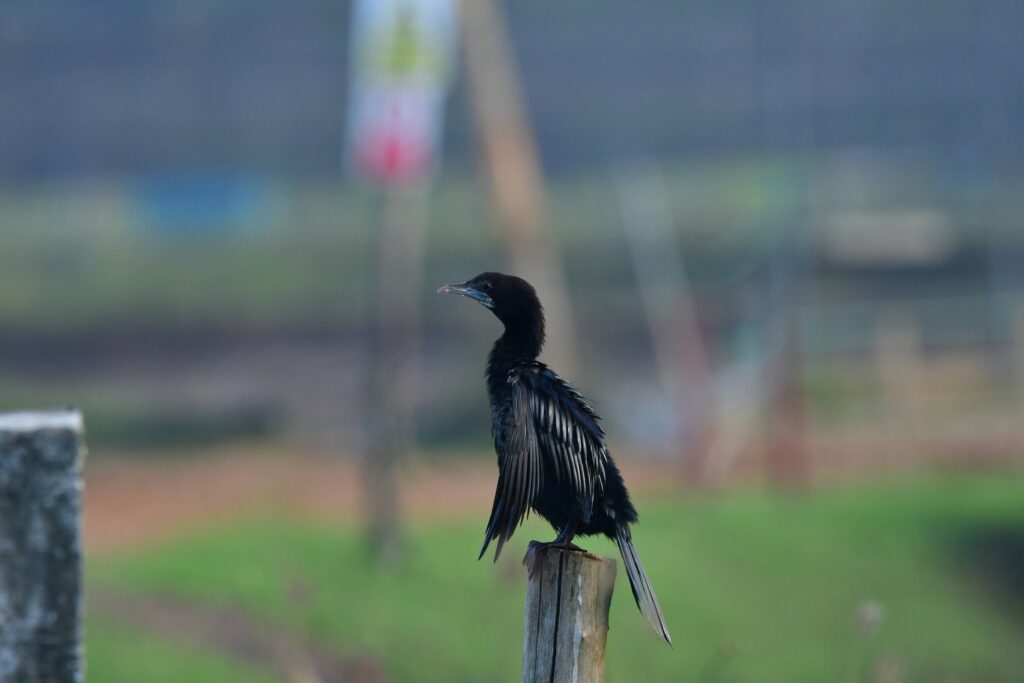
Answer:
[
  {"xmin": 84, "ymin": 445, "xmax": 684, "ymax": 554},
  {"xmin": 84, "ymin": 424, "xmax": 1024, "ymax": 555}
]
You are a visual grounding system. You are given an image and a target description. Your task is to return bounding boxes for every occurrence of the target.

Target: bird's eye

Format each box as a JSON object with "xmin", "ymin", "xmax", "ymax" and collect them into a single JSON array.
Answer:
[{"xmin": 479, "ymin": 281, "xmax": 491, "ymax": 292}]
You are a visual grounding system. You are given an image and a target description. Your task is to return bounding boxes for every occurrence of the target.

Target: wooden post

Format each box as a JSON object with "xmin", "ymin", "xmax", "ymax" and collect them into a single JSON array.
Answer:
[
  {"xmin": 765, "ymin": 319, "xmax": 809, "ymax": 488},
  {"xmin": 0, "ymin": 410, "xmax": 85, "ymax": 683},
  {"xmin": 362, "ymin": 185, "xmax": 429, "ymax": 565},
  {"xmin": 522, "ymin": 549, "xmax": 616, "ymax": 683}
]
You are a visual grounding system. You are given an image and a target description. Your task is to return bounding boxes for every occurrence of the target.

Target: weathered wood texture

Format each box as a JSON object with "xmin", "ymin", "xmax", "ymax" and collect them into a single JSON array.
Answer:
[
  {"xmin": 0, "ymin": 411, "xmax": 85, "ymax": 683},
  {"xmin": 522, "ymin": 549, "xmax": 616, "ymax": 683}
]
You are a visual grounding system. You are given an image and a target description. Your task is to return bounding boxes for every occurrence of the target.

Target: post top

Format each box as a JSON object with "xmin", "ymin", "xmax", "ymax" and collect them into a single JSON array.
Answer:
[
  {"xmin": 546, "ymin": 547, "xmax": 614, "ymax": 564},
  {"xmin": 0, "ymin": 410, "xmax": 83, "ymax": 433}
]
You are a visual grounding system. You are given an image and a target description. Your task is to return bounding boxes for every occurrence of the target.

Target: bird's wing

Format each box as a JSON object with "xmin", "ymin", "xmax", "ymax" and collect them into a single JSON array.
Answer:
[
  {"xmin": 479, "ymin": 377, "xmax": 543, "ymax": 562},
  {"xmin": 518, "ymin": 365, "xmax": 609, "ymax": 523},
  {"xmin": 479, "ymin": 363, "xmax": 609, "ymax": 562}
]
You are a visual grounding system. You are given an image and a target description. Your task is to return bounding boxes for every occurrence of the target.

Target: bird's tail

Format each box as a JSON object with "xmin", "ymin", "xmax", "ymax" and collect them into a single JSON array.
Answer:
[{"xmin": 615, "ymin": 524, "xmax": 672, "ymax": 645}]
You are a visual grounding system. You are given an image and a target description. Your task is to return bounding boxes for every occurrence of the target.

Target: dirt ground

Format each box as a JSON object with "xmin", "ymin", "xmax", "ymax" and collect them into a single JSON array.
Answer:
[
  {"xmin": 84, "ymin": 445, "xmax": 684, "ymax": 554},
  {"xmin": 83, "ymin": 421, "xmax": 1024, "ymax": 556}
]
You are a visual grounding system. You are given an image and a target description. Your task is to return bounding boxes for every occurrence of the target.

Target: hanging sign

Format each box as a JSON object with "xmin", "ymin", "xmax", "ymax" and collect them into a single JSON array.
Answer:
[{"xmin": 346, "ymin": 0, "xmax": 458, "ymax": 184}]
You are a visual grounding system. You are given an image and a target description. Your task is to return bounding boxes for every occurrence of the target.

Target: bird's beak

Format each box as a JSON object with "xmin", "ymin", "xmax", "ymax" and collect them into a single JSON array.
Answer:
[{"xmin": 437, "ymin": 282, "xmax": 494, "ymax": 309}]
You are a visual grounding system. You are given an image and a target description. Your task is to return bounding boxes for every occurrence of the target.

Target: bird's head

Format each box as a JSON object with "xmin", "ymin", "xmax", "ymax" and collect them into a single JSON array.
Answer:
[{"xmin": 438, "ymin": 272, "xmax": 545, "ymax": 353}]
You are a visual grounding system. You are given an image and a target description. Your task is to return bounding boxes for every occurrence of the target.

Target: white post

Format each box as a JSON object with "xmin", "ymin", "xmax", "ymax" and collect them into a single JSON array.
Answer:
[{"xmin": 0, "ymin": 410, "xmax": 85, "ymax": 683}]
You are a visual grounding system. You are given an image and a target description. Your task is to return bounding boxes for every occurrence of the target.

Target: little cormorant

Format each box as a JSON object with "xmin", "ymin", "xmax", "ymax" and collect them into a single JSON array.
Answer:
[{"xmin": 439, "ymin": 272, "xmax": 672, "ymax": 644}]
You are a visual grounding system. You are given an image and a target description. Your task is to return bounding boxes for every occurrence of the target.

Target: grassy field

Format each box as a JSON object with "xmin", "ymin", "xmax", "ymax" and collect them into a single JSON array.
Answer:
[
  {"xmin": 87, "ymin": 472, "xmax": 1024, "ymax": 683},
  {"xmin": 87, "ymin": 619, "xmax": 277, "ymax": 683}
]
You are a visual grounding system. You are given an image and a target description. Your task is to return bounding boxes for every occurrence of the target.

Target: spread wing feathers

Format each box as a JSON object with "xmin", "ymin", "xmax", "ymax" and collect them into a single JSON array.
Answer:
[
  {"xmin": 522, "ymin": 365, "xmax": 609, "ymax": 521},
  {"xmin": 479, "ymin": 363, "xmax": 610, "ymax": 563},
  {"xmin": 479, "ymin": 379, "xmax": 543, "ymax": 562}
]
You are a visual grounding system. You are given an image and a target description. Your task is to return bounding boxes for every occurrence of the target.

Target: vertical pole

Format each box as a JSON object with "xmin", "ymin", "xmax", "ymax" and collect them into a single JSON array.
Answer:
[
  {"xmin": 765, "ymin": 317, "xmax": 809, "ymax": 487},
  {"xmin": 459, "ymin": 0, "xmax": 578, "ymax": 375},
  {"xmin": 362, "ymin": 185, "xmax": 429, "ymax": 564},
  {"xmin": 521, "ymin": 549, "xmax": 616, "ymax": 683},
  {"xmin": 0, "ymin": 410, "xmax": 85, "ymax": 683},
  {"xmin": 760, "ymin": 213, "xmax": 811, "ymax": 487}
]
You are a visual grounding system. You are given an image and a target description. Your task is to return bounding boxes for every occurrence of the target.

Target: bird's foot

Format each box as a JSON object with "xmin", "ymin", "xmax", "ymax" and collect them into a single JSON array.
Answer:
[{"xmin": 522, "ymin": 540, "xmax": 589, "ymax": 578}]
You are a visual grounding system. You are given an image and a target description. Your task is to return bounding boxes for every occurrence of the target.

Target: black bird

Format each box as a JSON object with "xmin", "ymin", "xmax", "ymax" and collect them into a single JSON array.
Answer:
[{"xmin": 438, "ymin": 272, "xmax": 672, "ymax": 644}]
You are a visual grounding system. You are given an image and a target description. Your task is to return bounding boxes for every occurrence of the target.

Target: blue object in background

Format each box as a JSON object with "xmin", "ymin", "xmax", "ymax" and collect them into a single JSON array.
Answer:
[{"xmin": 134, "ymin": 172, "xmax": 279, "ymax": 236}]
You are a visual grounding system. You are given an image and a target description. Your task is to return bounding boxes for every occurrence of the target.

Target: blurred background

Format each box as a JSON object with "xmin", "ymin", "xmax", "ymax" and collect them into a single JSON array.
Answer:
[{"xmin": 3, "ymin": 1, "xmax": 1024, "ymax": 681}]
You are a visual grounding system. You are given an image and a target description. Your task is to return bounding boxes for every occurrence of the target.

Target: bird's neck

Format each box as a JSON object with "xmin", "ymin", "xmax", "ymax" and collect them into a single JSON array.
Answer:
[{"xmin": 486, "ymin": 324, "xmax": 543, "ymax": 397}]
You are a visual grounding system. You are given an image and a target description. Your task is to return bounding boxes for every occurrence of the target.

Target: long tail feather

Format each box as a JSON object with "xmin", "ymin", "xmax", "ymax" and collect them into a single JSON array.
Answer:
[{"xmin": 616, "ymin": 525, "xmax": 672, "ymax": 645}]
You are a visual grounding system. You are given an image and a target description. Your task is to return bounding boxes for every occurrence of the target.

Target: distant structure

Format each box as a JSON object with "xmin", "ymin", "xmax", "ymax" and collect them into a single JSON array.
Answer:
[{"xmin": 1, "ymin": 1, "xmax": 1022, "ymax": 181}]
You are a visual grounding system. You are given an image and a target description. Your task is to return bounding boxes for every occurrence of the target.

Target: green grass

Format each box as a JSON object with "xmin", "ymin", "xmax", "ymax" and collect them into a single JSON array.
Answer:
[
  {"xmin": 89, "ymin": 473, "xmax": 1024, "ymax": 683},
  {"xmin": 87, "ymin": 618, "xmax": 277, "ymax": 683}
]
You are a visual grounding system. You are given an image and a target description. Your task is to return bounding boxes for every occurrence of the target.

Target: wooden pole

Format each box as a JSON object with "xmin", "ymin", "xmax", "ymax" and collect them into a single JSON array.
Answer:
[
  {"xmin": 765, "ymin": 318, "xmax": 809, "ymax": 488},
  {"xmin": 521, "ymin": 549, "xmax": 616, "ymax": 683},
  {"xmin": 0, "ymin": 410, "xmax": 85, "ymax": 683},
  {"xmin": 362, "ymin": 185, "xmax": 429, "ymax": 565}
]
